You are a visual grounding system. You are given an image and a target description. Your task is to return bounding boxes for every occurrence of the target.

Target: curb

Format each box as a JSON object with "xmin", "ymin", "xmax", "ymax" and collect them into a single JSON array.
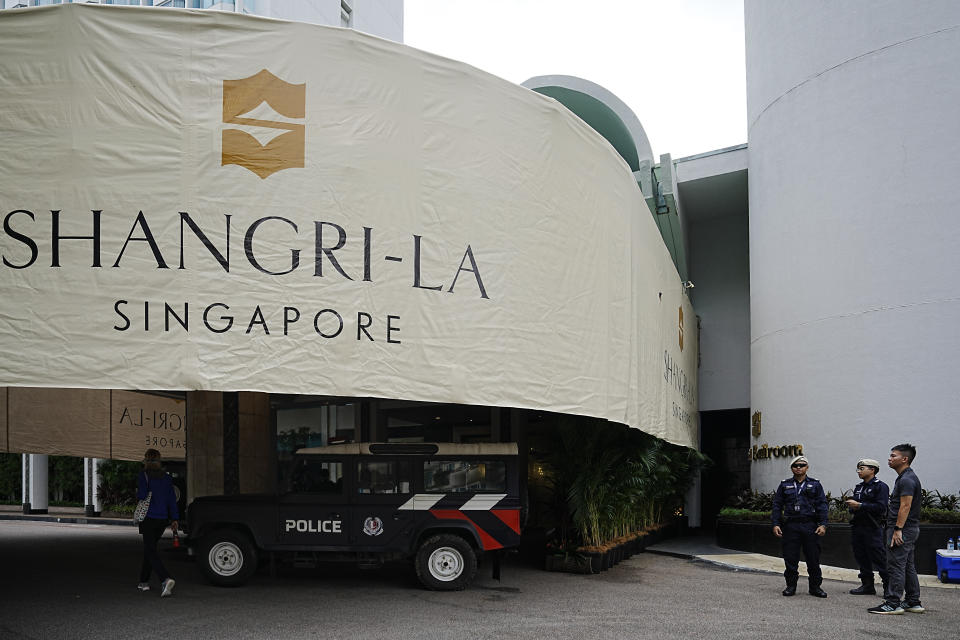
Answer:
[
  {"xmin": 0, "ymin": 513, "xmax": 135, "ymax": 527},
  {"xmin": 688, "ymin": 555, "xmax": 780, "ymax": 575},
  {"xmin": 645, "ymin": 548, "xmax": 779, "ymax": 575},
  {"xmin": 646, "ymin": 547, "xmax": 960, "ymax": 590}
]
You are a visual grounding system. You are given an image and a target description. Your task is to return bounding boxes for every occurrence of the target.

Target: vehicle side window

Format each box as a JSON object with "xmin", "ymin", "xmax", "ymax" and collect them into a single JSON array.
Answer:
[
  {"xmin": 424, "ymin": 461, "xmax": 506, "ymax": 492},
  {"xmin": 357, "ymin": 461, "xmax": 411, "ymax": 494},
  {"xmin": 289, "ymin": 459, "xmax": 343, "ymax": 494}
]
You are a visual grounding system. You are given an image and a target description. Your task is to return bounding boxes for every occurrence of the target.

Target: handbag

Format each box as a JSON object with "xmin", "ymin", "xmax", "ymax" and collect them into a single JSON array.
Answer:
[{"xmin": 133, "ymin": 473, "xmax": 152, "ymax": 523}]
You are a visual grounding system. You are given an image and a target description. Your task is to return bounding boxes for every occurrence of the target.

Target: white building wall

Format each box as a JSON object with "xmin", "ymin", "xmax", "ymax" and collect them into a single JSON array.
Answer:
[
  {"xmin": 746, "ymin": 1, "xmax": 960, "ymax": 495},
  {"xmin": 1, "ymin": 1, "xmax": 404, "ymax": 42},
  {"xmin": 351, "ymin": 0, "xmax": 402, "ymax": 42},
  {"xmin": 678, "ymin": 148, "xmax": 750, "ymax": 414},
  {"xmin": 689, "ymin": 211, "xmax": 750, "ymax": 412},
  {"xmin": 246, "ymin": 0, "xmax": 402, "ymax": 42}
]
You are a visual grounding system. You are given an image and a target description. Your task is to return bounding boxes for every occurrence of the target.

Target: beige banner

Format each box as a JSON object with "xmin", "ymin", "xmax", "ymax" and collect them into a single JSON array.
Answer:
[
  {"xmin": 1, "ymin": 388, "xmax": 185, "ymax": 460},
  {"xmin": 110, "ymin": 391, "xmax": 186, "ymax": 461},
  {"xmin": 0, "ymin": 5, "xmax": 697, "ymax": 448},
  {"xmin": 7, "ymin": 388, "xmax": 111, "ymax": 459}
]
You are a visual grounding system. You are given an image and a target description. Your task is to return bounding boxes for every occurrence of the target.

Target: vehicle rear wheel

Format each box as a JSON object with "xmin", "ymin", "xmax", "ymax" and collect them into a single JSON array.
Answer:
[
  {"xmin": 415, "ymin": 534, "xmax": 477, "ymax": 591},
  {"xmin": 199, "ymin": 529, "xmax": 258, "ymax": 587}
]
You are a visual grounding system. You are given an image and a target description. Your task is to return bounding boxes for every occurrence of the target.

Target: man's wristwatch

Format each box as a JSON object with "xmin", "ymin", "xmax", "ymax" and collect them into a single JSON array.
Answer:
[{"xmin": 893, "ymin": 525, "xmax": 903, "ymax": 531}]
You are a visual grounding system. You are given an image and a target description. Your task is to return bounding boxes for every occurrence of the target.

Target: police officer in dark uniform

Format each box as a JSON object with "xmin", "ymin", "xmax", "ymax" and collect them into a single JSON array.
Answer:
[
  {"xmin": 772, "ymin": 455, "xmax": 829, "ymax": 598},
  {"xmin": 845, "ymin": 458, "xmax": 889, "ymax": 595}
]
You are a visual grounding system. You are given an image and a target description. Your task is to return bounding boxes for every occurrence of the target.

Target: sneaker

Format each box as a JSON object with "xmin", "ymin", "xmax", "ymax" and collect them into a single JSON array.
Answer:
[
  {"xmin": 137, "ymin": 583, "xmax": 150, "ymax": 592},
  {"xmin": 160, "ymin": 578, "xmax": 176, "ymax": 598},
  {"xmin": 868, "ymin": 602, "xmax": 904, "ymax": 615},
  {"xmin": 901, "ymin": 602, "xmax": 925, "ymax": 613}
]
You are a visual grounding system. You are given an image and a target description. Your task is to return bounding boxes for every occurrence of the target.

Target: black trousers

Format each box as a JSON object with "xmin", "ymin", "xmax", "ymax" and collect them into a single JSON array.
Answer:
[
  {"xmin": 139, "ymin": 518, "xmax": 171, "ymax": 583},
  {"xmin": 851, "ymin": 524, "xmax": 887, "ymax": 586},
  {"xmin": 782, "ymin": 521, "xmax": 821, "ymax": 588}
]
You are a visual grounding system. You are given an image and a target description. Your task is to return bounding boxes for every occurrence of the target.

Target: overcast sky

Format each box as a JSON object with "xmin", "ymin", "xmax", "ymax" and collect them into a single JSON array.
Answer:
[{"xmin": 404, "ymin": 0, "xmax": 746, "ymax": 159}]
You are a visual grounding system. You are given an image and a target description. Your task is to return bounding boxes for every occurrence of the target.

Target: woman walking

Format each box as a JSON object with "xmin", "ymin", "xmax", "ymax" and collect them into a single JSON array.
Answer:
[{"xmin": 136, "ymin": 448, "xmax": 179, "ymax": 597}]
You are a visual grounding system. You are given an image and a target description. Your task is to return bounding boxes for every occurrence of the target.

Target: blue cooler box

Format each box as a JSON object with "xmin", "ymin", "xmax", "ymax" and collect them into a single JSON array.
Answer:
[{"xmin": 936, "ymin": 550, "xmax": 960, "ymax": 583}]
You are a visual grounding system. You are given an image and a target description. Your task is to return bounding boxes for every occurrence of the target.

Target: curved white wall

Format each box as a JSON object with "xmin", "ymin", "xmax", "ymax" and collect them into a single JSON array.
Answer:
[{"xmin": 746, "ymin": 2, "xmax": 960, "ymax": 494}]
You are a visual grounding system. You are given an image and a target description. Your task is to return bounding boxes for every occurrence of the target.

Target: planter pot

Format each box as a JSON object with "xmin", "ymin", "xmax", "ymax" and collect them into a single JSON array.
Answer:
[
  {"xmin": 544, "ymin": 553, "xmax": 594, "ymax": 574},
  {"xmin": 544, "ymin": 554, "xmax": 563, "ymax": 572},
  {"xmin": 586, "ymin": 551, "xmax": 604, "ymax": 573},
  {"xmin": 638, "ymin": 535, "xmax": 648, "ymax": 551}
]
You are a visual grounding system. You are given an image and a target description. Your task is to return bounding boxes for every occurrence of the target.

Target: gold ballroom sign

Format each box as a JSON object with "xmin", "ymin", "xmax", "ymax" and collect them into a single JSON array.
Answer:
[
  {"xmin": 748, "ymin": 443, "xmax": 803, "ymax": 462},
  {"xmin": 0, "ymin": 5, "xmax": 698, "ymax": 448}
]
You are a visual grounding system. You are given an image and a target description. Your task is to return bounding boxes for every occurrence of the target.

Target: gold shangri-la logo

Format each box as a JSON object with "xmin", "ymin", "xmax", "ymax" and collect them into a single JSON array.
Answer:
[{"xmin": 222, "ymin": 69, "xmax": 305, "ymax": 179}]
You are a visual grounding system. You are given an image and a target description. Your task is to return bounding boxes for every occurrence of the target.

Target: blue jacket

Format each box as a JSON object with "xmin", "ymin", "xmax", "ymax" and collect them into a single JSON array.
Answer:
[
  {"xmin": 137, "ymin": 471, "xmax": 179, "ymax": 521},
  {"xmin": 771, "ymin": 476, "xmax": 828, "ymax": 527},
  {"xmin": 849, "ymin": 476, "xmax": 889, "ymax": 528}
]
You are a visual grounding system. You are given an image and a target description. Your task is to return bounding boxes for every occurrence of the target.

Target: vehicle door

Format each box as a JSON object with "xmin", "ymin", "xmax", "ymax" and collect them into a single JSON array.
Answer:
[
  {"xmin": 277, "ymin": 456, "xmax": 350, "ymax": 549},
  {"xmin": 350, "ymin": 457, "xmax": 416, "ymax": 550},
  {"xmin": 420, "ymin": 457, "xmax": 520, "ymax": 550}
]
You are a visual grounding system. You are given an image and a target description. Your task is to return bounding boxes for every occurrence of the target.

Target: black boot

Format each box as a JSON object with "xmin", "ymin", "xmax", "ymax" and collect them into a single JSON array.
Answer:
[
  {"xmin": 809, "ymin": 586, "xmax": 828, "ymax": 598},
  {"xmin": 782, "ymin": 584, "xmax": 797, "ymax": 596},
  {"xmin": 850, "ymin": 583, "xmax": 876, "ymax": 595}
]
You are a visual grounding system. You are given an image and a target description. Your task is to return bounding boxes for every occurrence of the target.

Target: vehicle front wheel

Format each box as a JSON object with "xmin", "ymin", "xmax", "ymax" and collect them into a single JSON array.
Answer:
[
  {"xmin": 199, "ymin": 529, "xmax": 258, "ymax": 587},
  {"xmin": 415, "ymin": 534, "xmax": 477, "ymax": 591}
]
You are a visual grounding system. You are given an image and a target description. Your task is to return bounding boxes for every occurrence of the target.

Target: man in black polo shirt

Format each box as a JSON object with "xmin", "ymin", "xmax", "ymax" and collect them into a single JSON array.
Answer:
[{"xmin": 868, "ymin": 443, "xmax": 924, "ymax": 615}]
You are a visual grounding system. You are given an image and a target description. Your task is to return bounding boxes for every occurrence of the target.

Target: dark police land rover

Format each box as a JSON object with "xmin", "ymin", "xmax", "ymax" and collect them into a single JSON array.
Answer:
[{"xmin": 186, "ymin": 442, "xmax": 521, "ymax": 591}]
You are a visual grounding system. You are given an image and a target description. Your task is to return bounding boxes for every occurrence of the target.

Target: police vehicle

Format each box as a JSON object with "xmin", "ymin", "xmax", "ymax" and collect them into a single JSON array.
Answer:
[{"xmin": 186, "ymin": 442, "xmax": 521, "ymax": 591}]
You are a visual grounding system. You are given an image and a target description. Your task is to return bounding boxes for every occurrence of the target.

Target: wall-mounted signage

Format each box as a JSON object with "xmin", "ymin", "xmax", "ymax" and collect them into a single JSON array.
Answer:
[
  {"xmin": 111, "ymin": 390, "xmax": 186, "ymax": 461},
  {"xmin": 748, "ymin": 443, "xmax": 802, "ymax": 462},
  {"xmin": 2, "ymin": 387, "xmax": 185, "ymax": 461}
]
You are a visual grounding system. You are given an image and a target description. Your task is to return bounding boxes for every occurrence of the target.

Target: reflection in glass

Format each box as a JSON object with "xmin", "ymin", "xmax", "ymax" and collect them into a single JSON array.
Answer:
[
  {"xmin": 276, "ymin": 403, "xmax": 355, "ymax": 455},
  {"xmin": 358, "ymin": 461, "xmax": 410, "ymax": 494},
  {"xmin": 424, "ymin": 461, "xmax": 506, "ymax": 492},
  {"xmin": 276, "ymin": 399, "xmax": 355, "ymax": 492}
]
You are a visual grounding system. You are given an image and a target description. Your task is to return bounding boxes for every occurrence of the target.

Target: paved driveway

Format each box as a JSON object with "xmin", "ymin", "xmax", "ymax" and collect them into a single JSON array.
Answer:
[{"xmin": 0, "ymin": 520, "xmax": 956, "ymax": 639}]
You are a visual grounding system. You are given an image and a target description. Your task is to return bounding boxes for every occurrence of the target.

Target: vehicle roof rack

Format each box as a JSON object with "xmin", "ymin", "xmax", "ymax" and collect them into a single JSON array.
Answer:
[{"xmin": 295, "ymin": 442, "xmax": 518, "ymax": 456}]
